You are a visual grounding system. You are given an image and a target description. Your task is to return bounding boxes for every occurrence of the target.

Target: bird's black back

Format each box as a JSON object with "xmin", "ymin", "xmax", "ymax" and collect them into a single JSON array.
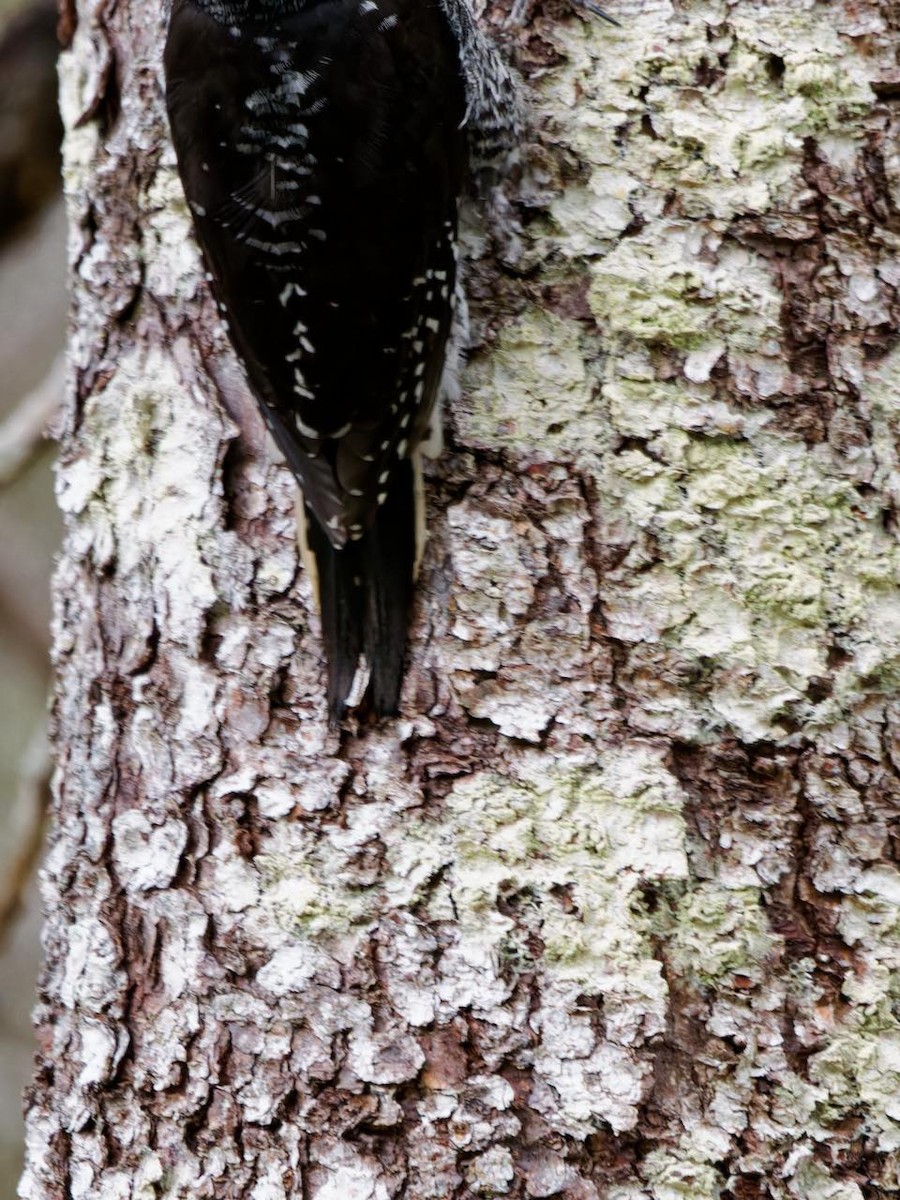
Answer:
[{"xmin": 165, "ymin": 0, "xmax": 467, "ymax": 546}]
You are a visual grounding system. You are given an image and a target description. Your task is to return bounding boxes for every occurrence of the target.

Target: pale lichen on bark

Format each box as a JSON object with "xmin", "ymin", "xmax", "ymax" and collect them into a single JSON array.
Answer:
[{"xmin": 21, "ymin": 1, "xmax": 900, "ymax": 1198}]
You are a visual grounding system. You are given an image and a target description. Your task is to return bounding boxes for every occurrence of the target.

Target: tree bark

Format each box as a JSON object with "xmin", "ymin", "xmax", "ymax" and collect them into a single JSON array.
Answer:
[{"xmin": 22, "ymin": 1, "xmax": 900, "ymax": 1197}]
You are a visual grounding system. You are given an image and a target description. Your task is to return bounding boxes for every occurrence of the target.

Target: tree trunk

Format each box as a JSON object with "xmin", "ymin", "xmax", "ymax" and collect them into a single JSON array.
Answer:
[{"xmin": 22, "ymin": 1, "xmax": 900, "ymax": 1197}]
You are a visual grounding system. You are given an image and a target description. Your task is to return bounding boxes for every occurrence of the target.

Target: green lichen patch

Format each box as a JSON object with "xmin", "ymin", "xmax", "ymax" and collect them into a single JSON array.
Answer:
[
  {"xmin": 458, "ymin": 308, "xmax": 609, "ymax": 454},
  {"xmin": 786, "ymin": 1158, "xmax": 867, "ymax": 1200},
  {"xmin": 588, "ymin": 228, "xmax": 783, "ymax": 353},
  {"xmin": 439, "ymin": 747, "xmax": 687, "ymax": 962},
  {"xmin": 538, "ymin": 3, "xmax": 874, "ymax": 234},
  {"xmin": 594, "ymin": 413, "xmax": 900, "ymax": 740},
  {"xmin": 638, "ymin": 1146, "xmax": 726, "ymax": 1200},
  {"xmin": 809, "ymin": 1026, "xmax": 900, "ymax": 1152},
  {"xmin": 471, "ymin": 3, "xmax": 898, "ymax": 745},
  {"xmin": 665, "ymin": 883, "xmax": 778, "ymax": 990},
  {"xmin": 255, "ymin": 854, "xmax": 375, "ymax": 937}
]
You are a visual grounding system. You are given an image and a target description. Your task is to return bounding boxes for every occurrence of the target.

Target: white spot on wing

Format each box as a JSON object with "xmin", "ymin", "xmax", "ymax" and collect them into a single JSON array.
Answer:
[
  {"xmin": 242, "ymin": 236, "xmax": 306, "ymax": 254},
  {"xmin": 293, "ymin": 369, "xmax": 314, "ymax": 400},
  {"xmin": 282, "ymin": 70, "xmax": 318, "ymax": 95},
  {"xmin": 294, "ymin": 413, "xmax": 321, "ymax": 437},
  {"xmin": 280, "ymin": 281, "xmax": 307, "ymax": 305}
]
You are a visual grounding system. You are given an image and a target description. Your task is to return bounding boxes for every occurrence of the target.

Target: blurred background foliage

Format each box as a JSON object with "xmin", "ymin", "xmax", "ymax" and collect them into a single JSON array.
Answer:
[{"xmin": 0, "ymin": 0, "xmax": 64, "ymax": 1193}]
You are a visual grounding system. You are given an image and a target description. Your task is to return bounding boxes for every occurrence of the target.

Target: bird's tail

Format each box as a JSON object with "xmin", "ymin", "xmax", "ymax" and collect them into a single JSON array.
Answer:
[{"xmin": 303, "ymin": 456, "xmax": 417, "ymax": 723}]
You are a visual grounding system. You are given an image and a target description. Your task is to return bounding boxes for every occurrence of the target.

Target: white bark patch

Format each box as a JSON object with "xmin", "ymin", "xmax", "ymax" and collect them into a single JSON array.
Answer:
[
  {"xmin": 76, "ymin": 1020, "xmax": 123, "ymax": 1088},
  {"xmin": 256, "ymin": 944, "xmax": 331, "ymax": 996},
  {"xmin": 445, "ymin": 501, "xmax": 560, "ymax": 738},
  {"xmin": 111, "ymin": 811, "xmax": 188, "ymax": 891},
  {"xmin": 59, "ymin": 915, "xmax": 123, "ymax": 1014},
  {"xmin": 683, "ymin": 339, "xmax": 726, "ymax": 384},
  {"xmin": 155, "ymin": 898, "xmax": 210, "ymax": 1002},
  {"xmin": 465, "ymin": 1146, "xmax": 515, "ymax": 1195},
  {"xmin": 347, "ymin": 1029, "xmax": 426, "ymax": 1085},
  {"xmin": 311, "ymin": 1142, "xmax": 386, "ymax": 1200},
  {"xmin": 447, "ymin": 505, "xmax": 539, "ymax": 654},
  {"xmin": 55, "ymin": 347, "xmax": 232, "ymax": 655},
  {"xmin": 210, "ymin": 851, "xmax": 261, "ymax": 912},
  {"xmin": 461, "ymin": 309, "xmax": 598, "ymax": 453}
]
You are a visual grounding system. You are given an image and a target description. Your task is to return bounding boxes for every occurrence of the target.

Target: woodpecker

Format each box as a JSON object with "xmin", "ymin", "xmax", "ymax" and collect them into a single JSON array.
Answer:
[{"xmin": 165, "ymin": 0, "xmax": 520, "ymax": 721}]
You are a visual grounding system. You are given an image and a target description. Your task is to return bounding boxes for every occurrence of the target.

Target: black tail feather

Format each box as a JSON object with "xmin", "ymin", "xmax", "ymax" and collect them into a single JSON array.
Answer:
[
  {"xmin": 306, "ymin": 457, "xmax": 417, "ymax": 722},
  {"xmin": 305, "ymin": 513, "xmax": 364, "ymax": 722},
  {"xmin": 362, "ymin": 457, "xmax": 416, "ymax": 715}
]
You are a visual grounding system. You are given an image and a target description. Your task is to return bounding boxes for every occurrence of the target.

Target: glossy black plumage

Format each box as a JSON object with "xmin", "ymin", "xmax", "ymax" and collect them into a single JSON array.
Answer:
[{"xmin": 165, "ymin": 0, "xmax": 468, "ymax": 719}]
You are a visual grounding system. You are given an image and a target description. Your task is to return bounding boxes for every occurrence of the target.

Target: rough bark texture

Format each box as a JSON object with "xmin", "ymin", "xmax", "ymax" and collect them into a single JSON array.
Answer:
[{"xmin": 22, "ymin": 0, "xmax": 900, "ymax": 1197}]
